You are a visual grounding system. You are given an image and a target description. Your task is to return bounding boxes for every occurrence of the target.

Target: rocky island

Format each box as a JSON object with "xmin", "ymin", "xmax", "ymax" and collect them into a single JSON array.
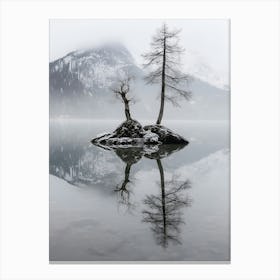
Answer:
[{"xmin": 91, "ymin": 119, "xmax": 189, "ymax": 150}]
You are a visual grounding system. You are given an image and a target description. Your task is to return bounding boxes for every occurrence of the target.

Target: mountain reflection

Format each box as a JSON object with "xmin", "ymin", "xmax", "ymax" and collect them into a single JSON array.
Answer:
[
  {"xmin": 50, "ymin": 138, "xmax": 191, "ymax": 248},
  {"xmin": 49, "ymin": 141, "xmax": 122, "ymax": 187}
]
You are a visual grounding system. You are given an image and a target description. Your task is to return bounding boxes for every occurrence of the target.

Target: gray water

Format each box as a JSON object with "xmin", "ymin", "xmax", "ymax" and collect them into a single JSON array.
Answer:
[{"xmin": 49, "ymin": 120, "xmax": 230, "ymax": 262}]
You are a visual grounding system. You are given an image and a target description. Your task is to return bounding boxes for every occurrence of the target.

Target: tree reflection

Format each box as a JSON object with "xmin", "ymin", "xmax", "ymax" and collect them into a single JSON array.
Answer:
[
  {"xmin": 111, "ymin": 144, "xmax": 189, "ymax": 214},
  {"xmin": 91, "ymin": 140, "xmax": 191, "ymax": 247},
  {"xmin": 113, "ymin": 147, "xmax": 144, "ymax": 212},
  {"xmin": 114, "ymin": 162, "xmax": 135, "ymax": 212},
  {"xmin": 142, "ymin": 158, "xmax": 191, "ymax": 248}
]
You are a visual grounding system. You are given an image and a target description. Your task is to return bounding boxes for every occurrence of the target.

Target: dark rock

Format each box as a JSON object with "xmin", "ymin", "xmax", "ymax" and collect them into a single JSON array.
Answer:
[
  {"xmin": 113, "ymin": 119, "xmax": 145, "ymax": 138},
  {"xmin": 91, "ymin": 119, "xmax": 146, "ymax": 146},
  {"xmin": 143, "ymin": 125, "xmax": 189, "ymax": 144},
  {"xmin": 115, "ymin": 147, "xmax": 144, "ymax": 164}
]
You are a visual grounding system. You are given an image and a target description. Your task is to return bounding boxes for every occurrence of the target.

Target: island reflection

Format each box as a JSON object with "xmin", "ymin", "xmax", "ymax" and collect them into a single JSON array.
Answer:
[{"xmin": 100, "ymin": 143, "xmax": 192, "ymax": 248}]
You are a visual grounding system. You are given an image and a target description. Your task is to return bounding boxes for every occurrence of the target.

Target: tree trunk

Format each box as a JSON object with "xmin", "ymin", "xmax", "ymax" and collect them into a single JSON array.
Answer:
[
  {"xmin": 157, "ymin": 159, "xmax": 167, "ymax": 246},
  {"xmin": 121, "ymin": 163, "xmax": 131, "ymax": 190},
  {"xmin": 157, "ymin": 159, "xmax": 166, "ymax": 242},
  {"xmin": 156, "ymin": 35, "xmax": 166, "ymax": 125},
  {"xmin": 121, "ymin": 94, "xmax": 132, "ymax": 121}
]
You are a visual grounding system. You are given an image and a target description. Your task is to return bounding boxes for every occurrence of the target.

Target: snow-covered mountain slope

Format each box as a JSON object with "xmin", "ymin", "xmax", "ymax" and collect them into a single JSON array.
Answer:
[
  {"xmin": 49, "ymin": 43, "xmax": 229, "ymax": 120},
  {"xmin": 50, "ymin": 43, "xmax": 143, "ymax": 95}
]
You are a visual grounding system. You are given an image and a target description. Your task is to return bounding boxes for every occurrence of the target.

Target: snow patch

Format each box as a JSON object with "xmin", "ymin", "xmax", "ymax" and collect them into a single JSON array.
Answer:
[
  {"xmin": 96, "ymin": 132, "xmax": 110, "ymax": 138},
  {"xmin": 143, "ymin": 131, "xmax": 160, "ymax": 144}
]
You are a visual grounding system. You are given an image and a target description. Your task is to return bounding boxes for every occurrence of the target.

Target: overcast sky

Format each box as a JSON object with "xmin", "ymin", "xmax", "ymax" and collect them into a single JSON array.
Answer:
[{"xmin": 50, "ymin": 19, "xmax": 229, "ymax": 85}]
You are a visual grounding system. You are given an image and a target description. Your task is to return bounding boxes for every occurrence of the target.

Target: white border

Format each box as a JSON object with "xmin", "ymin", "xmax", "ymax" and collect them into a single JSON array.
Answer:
[{"xmin": 0, "ymin": 0, "xmax": 279, "ymax": 279}]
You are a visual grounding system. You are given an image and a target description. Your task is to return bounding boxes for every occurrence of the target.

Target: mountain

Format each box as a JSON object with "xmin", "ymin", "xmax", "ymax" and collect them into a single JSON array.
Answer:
[
  {"xmin": 50, "ymin": 43, "xmax": 142, "ymax": 95},
  {"xmin": 49, "ymin": 43, "xmax": 229, "ymax": 120},
  {"xmin": 183, "ymin": 49, "xmax": 229, "ymax": 90}
]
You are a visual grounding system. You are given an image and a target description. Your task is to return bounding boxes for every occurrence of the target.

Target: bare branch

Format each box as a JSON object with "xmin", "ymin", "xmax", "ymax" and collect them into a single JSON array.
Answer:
[
  {"xmin": 165, "ymin": 95, "xmax": 180, "ymax": 107},
  {"xmin": 110, "ymin": 73, "xmax": 136, "ymax": 121},
  {"xmin": 165, "ymin": 83, "xmax": 192, "ymax": 100},
  {"xmin": 143, "ymin": 68, "xmax": 162, "ymax": 84}
]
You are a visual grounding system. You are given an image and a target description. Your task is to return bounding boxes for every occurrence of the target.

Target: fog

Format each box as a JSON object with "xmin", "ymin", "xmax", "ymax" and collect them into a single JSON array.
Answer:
[
  {"xmin": 49, "ymin": 19, "xmax": 230, "ymax": 121},
  {"xmin": 50, "ymin": 19, "xmax": 229, "ymax": 85}
]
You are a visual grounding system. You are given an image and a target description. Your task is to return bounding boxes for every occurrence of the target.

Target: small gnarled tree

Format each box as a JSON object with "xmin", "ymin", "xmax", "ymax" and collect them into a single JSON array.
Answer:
[
  {"xmin": 111, "ymin": 75, "xmax": 135, "ymax": 121},
  {"xmin": 142, "ymin": 23, "xmax": 192, "ymax": 125}
]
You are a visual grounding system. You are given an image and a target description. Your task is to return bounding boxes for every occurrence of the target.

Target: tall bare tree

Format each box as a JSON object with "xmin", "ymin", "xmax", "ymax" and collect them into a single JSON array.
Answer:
[
  {"xmin": 143, "ymin": 23, "xmax": 191, "ymax": 124},
  {"xmin": 111, "ymin": 75, "xmax": 135, "ymax": 121}
]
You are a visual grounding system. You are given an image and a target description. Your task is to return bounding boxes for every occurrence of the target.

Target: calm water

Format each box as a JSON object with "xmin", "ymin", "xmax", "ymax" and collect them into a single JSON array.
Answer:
[{"xmin": 49, "ymin": 120, "xmax": 230, "ymax": 262}]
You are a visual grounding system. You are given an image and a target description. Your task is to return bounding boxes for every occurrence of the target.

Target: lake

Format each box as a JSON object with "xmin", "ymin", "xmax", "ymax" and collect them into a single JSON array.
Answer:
[{"xmin": 49, "ymin": 120, "xmax": 230, "ymax": 262}]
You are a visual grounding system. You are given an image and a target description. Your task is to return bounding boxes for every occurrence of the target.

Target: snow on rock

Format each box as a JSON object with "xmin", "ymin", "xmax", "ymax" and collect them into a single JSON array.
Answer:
[
  {"xmin": 144, "ymin": 144, "xmax": 186, "ymax": 160},
  {"xmin": 96, "ymin": 132, "xmax": 110, "ymax": 138},
  {"xmin": 143, "ymin": 145, "xmax": 160, "ymax": 155},
  {"xmin": 106, "ymin": 137, "xmax": 143, "ymax": 146},
  {"xmin": 143, "ymin": 131, "xmax": 161, "ymax": 144}
]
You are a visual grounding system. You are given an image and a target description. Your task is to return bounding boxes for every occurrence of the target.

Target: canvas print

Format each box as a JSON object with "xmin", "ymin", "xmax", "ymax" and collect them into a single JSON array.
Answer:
[{"xmin": 49, "ymin": 19, "xmax": 230, "ymax": 262}]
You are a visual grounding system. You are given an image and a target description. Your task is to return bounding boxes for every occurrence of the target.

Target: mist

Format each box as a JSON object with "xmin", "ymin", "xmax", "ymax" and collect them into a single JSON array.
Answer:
[{"xmin": 50, "ymin": 19, "xmax": 229, "ymax": 86}]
